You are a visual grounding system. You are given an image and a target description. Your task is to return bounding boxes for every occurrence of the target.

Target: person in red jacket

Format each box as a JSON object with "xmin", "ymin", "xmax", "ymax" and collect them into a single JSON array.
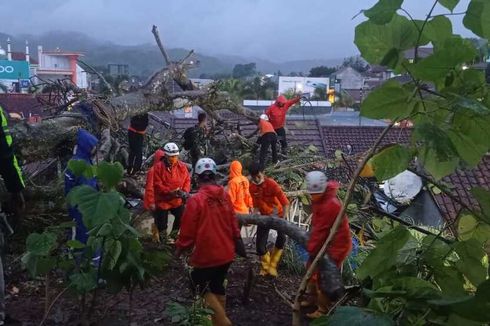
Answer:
[
  {"xmin": 143, "ymin": 149, "xmax": 165, "ymax": 242},
  {"xmin": 150, "ymin": 143, "xmax": 191, "ymax": 239},
  {"xmin": 265, "ymin": 94, "xmax": 301, "ymax": 155},
  {"xmin": 303, "ymin": 171, "xmax": 352, "ymax": 319},
  {"xmin": 249, "ymin": 162, "xmax": 289, "ymax": 277},
  {"xmin": 176, "ymin": 158, "xmax": 245, "ymax": 326}
]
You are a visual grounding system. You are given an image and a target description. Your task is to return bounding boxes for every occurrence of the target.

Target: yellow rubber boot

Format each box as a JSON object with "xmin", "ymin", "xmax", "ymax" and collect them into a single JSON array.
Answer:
[
  {"xmin": 306, "ymin": 290, "xmax": 331, "ymax": 319},
  {"xmin": 268, "ymin": 248, "xmax": 283, "ymax": 277},
  {"xmin": 300, "ymin": 281, "xmax": 317, "ymax": 308},
  {"xmin": 151, "ymin": 223, "xmax": 160, "ymax": 243},
  {"xmin": 259, "ymin": 251, "xmax": 271, "ymax": 276},
  {"xmin": 204, "ymin": 293, "xmax": 232, "ymax": 326}
]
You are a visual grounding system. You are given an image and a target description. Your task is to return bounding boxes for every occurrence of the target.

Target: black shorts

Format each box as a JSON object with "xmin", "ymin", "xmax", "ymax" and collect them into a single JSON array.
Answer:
[{"xmin": 190, "ymin": 263, "xmax": 231, "ymax": 295}]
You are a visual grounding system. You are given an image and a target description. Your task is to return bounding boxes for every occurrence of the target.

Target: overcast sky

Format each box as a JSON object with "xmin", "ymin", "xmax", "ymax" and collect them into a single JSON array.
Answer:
[{"xmin": 0, "ymin": 0, "xmax": 472, "ymax": 62}]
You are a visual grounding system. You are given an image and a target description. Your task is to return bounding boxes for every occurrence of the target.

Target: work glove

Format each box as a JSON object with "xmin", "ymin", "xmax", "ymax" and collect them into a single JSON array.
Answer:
[{"xmin": 235, "ymin": 237, "xmax": 247, "ymax": 258}]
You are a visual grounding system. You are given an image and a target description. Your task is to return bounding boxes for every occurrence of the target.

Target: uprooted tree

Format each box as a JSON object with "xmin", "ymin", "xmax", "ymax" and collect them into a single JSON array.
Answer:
[{"xmin": 8, "ymin": 0, "xmax": 490, "ymax": 323}]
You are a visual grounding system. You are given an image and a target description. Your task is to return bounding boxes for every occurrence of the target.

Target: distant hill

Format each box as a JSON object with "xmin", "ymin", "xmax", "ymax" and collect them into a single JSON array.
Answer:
[{"xmin": 0, "ymin": 31, "xmax": 344, "ymax": 78}]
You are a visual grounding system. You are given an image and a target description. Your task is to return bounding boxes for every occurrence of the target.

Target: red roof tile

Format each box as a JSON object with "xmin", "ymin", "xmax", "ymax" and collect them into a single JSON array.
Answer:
[
  {"xmin": 0, "ymin": 93, "xmax": 45, "ymax": 118},
  {"xmin": 11, "ymin": 52, "xmax": 38, "ymax": 65}
]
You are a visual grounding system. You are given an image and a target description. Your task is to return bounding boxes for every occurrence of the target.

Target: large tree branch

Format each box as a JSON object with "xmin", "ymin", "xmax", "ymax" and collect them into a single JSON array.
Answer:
[{"xmin": 237, "ymin": 214, "xmax": 344, "ymax": 298}]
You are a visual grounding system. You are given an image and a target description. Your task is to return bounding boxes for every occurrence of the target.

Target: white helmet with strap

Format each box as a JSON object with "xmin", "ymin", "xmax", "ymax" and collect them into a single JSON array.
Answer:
[
  {"xmin": 260, "ymin": 114, "xmax": 269, "ymax": 121},
  {"xmin": 163, "ymin": 142, "xmax": 179, "ymax": 156},
  {"xmin": 305, "ymin": 171, "xmax": 328, "ymax": 194},
  {"xmin": 195, "ymin": 158, "xmax": 217, "ymax": 175}
]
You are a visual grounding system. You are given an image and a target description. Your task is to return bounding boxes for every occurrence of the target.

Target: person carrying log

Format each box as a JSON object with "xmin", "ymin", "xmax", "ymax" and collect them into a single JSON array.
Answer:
[
  {"xmin": 302, "ymin": 171, "xmax": 352, "ymax": 319},
  {"xmin": 249, "ymin": 162, "xmax": 289, "ymax": 277},
  {"xmin": 176, "ymin": 158, "xmax": 246, "ymax": 326}
]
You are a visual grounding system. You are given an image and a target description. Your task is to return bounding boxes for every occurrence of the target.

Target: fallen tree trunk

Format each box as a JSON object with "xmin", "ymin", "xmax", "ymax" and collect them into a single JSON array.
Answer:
[{"xmin": 237, "ymin": 214, "xmax": 345, "ymax": 300}]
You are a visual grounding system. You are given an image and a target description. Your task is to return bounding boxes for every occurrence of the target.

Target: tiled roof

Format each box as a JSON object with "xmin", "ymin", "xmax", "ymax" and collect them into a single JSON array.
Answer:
[
  {"xmin": 11, "ymin": 52, "xmax": 38, "ymax": 65},
  {"xmin": 435, "ymin": 155, "xmax": 490, "ymax": 222},
  {"xmin": 321, "ymin": 126, "xmax": 411, "ymax": 158},
  {"xmin": 0, "ymin": 93, "xmax": 45, "ymax": 117},
  {"xmin": 171, "ymin": 116, "xmax": 327, "ymax": 155},
  {"xmin": 319, "ymin": 125, "xmax": 490, "ymax": 224}
]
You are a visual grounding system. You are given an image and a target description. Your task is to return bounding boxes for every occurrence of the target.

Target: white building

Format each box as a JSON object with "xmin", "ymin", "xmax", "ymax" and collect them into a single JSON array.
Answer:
[{"xmin": 278, "ymin": 76, "xmax": 330, "ymax": 98}]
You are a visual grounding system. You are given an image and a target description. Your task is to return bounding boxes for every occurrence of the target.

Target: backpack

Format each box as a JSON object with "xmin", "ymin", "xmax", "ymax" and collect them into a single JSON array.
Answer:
[{"xmin": 182, "ymin": 126, "xmax": 196, "ymax": 150}]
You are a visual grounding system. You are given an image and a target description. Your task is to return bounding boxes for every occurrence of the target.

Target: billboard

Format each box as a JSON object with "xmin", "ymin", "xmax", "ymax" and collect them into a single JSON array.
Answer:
[
  {"xmin": 0, "ymin": 59, "xmax": 30, "ymax": 80},
  {"xmin": 278, "ymin": 76, "xmax": 329, "ymax": 98}
]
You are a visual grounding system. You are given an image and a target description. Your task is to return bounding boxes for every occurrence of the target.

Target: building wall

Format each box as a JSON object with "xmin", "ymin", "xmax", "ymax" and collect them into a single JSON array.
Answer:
[
  {"xmin": 76, "ymin": 64, "xmax": 89, "ymax": 89},
  {"xmin": 40, "ymin": 55, "xmax": 71, "ymax": 70},
  {"xmin": 335, "ymin": 67, "xmax": 364, "ymax": 90}
]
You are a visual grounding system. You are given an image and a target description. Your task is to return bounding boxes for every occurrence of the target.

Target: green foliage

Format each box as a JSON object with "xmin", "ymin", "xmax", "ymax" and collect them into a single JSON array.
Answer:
[
  {"xmin": 355, "ymin": 15, "xmax": 419, "ymax": 70},
  {"xmin": 370, "ymin": 145, "xmax": 413, "ymax": 180},
  {"xmin": 309, "ymin": 65, "xmax": 337, "ymax": 77},
  {"xmin": 438, "ymin": 0, "xmax": 460, "ymax": 12},
  {"xmin": 23, "ymin": 160, "xmax": 168, "ymax": 321},
  {"xmin": 360, "ymin": 80, "xmax": 413, "ymax": 120},
  {"xmin": 312, "ymin": 306, "xmax": 393, "ymax": 325},
  {"xmin": 165, "ymin": 301, "xmax": 213, "ymax": 326},
  {"xmin": 463, "ymin": 0, "xmax": 490, "ymax": 39},
  {"xmin": 364, "ymin": 0, "xmax": 403, "ymax": 25},
  {"xmin": 232, "ymin": 62, "xmax": 257, "ymax": 79}
]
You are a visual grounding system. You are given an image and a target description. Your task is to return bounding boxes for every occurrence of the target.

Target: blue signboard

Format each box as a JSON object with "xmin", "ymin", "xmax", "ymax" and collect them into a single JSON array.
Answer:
[{"xmin": 0, "ymin": 59, "xmax": 30, "ymax": 80}]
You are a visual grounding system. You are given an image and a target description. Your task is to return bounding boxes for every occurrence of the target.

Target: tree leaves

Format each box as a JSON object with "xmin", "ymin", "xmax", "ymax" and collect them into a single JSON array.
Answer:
[
  {"xmin": 67, "ymin": 186, "xmax": 122, "ymax": 229},
  {"xmin": 357, "ymin": 226, "xmax": 416, "ymax": 280},
  {"xmin": 424, "ymin": 16, "xmax": 453, "ymax": 48},
  {"xmin": 361, "ymin": 80, "xmax": 413, "ymax": 120},
  {"xmin": 438, "ymin": 0, "xmax": 460, "ymax": 12},
  {"xmin": 364, "ymin": 0, "xmax": 403, "ymax": 24},
  {"xmin": 463, "ymin": 0, "xmax": 490, "ymax": 39},
  {"xmin": 411, "ymin": 37, "xmax": 477, "ymax": 83},
  {"xmin": 69, "ymin": 270, "xmax": 98, "ymax": 294},
  {"xmin": 25, "ymin": 232, "xmax": 57, "ymax": 255},
  {"xmin": 471, "ymin": 187, "xmax": 490, "ymax": 224},
  {"xmin": 457, "ymin": 214, "xmax": 490, "ymax": 245},
  {"xmin": 312, "ymin": 306, "xmax": 394, "ymax": 326},
  {"xmin": 370, "ymin": 145, "xmax": 413, "ymax": 180},
  {"xmin": 453, "ymin": 239, "xmax": 487, "ymax": 287},
  {"xmin": 355, "ymin": 15, "xmax": 419, "ymax": 69},
  {"xmin": 96, "ymin": 161, "xmax": 124, "ymax": 189}
]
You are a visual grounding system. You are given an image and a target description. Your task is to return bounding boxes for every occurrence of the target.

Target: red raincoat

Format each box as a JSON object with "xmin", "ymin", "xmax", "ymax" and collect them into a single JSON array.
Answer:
[
  {"xmin": 151, "ymin": 159, "xmax": 191, "ymax": 210},
  {"xmin": 143, "ymin": 149, "xmax": 165, "ymax": 210},
  {"xmin": 307, "ymin": 181, "xmax": 352, "ymax": 267},
  {"xmin": 249, "ymin": 177, "xmax": 289, "ymax": 217},
  {"xmin": 265, "ymin": 95, "xmax": 301, "ymax": 129},
  {"xmin": 176, "ymin": 184, "xmax": 241, "ymax": 268}
]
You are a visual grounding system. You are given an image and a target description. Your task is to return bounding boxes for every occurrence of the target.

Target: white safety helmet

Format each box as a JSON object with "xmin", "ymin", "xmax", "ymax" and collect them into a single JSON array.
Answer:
[
  {"xmin": 260, "ymin": 114, "xmax": 269, "ymax": 121},
  {"xmin": 194, "ymin": 158, "xmax": 217, "ymax": 175},
  {"xmin": 163, "ymin": 142, "xmax": 180, "ymax": 156},
  {"xmin": 305, "ymin": 171, "xmax": 328, "ymax": 194}
]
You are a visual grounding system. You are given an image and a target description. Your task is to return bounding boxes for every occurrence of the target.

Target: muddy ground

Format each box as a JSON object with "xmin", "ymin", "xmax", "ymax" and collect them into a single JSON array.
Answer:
[{"xmin": 4, "ymin": 233, "xmax": 313, "ymax": 325}]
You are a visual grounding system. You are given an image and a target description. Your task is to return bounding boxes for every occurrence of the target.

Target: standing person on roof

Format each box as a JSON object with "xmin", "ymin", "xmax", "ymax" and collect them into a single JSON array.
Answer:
[
  {"xmin": 176, "ymin": 158, "xmax": 246, "ymax": 326},
  {"xmin": 265, "ymin": 94, "xmax": 301, "ymax": 155},
  {"xmin": 257, "ymin": 114, "xmax": 278, "ymax": 168},
  {"xmin": 227, "ymin": 160, "xmax": 253, "ymax": 215},
  {"xmin": 249, "ymin": 162, "xmax": 289, "ymax": 277},
  {"xmin": 0, "ymin": 105, "xmax": 25, "ymax": 326},
  {"xmin": 143, "ymin": 148, "xmax": 165, "ymax": 242},
  {"xmin": 151, "ymin": 142, "xmax": 190, "ymax": 240},
  {"xmin": 127, "ymin": 113, "xmax": 149, "ymax": 175},
  {"xmin": 302, "ymin": 171, "xmax": 352, "ymax": 319},
  {"xmin": 182, "ymin": 112, "xmax": 208, "ymax": 170},
  {"xmin": 65, "ymin": 129, "xmax": 99, "ymax": 245}
]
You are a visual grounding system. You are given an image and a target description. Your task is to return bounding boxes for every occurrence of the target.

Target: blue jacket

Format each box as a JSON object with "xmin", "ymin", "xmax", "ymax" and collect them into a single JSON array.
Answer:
[{"xmin": 64, "ymin": 129, "xmax": 98, "ymax": 195}]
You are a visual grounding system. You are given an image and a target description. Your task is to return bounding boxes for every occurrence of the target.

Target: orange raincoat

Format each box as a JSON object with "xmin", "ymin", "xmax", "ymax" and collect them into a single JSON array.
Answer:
[{"xmin": 227, "ymin": 161, "xmax": 253, "ymax": 214}]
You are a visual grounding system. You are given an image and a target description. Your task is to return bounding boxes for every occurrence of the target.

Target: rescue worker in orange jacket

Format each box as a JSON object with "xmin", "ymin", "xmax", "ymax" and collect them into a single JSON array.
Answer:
[
  {"xmin": 143, "ymin": 149, "xmax": 165, "ymax": 242},
  {"xmin": 257, "ymin": 114, "xmax": 278, "ymax": 168},
  {"xmin": 176, "ymin": 158, "xmax": 246, "ymax": 326},
  {"xmin": 302, "ymin": 171, "xmax": 352, "ymax": 319},
  {"xmin": 249, "ymin": 162, "xmax": 289, "ymax": 277},
  {"xmin": 148, "ymin": 143, "xmax": 191, "ymax": 238},
  {"xmin": 227, "ymin": 160, "xmax": 253, "ymax": 214},
  {"xmin": 265, "ymin": 94, "xmax": 301, "ymax": 154}
]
